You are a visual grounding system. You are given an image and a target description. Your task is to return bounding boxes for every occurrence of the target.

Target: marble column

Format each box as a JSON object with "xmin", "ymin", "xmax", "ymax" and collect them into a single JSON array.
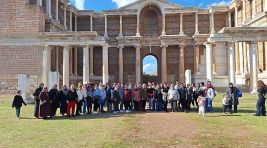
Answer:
[
  {"xmin": 118, "ymin": 45, "xmax": 124, "ymax": 83},
  {"xmin": 239, "ymin": 42, "xmax": 244, "ymax": 74},
  {"xmin": 119, "ymin": 15, "xmax": 123, "ymax": 37},
  {"xmin": 228, "ymin": 42, "xmax": 236, "ymax": 85},
  {"xmin": 104, "ymin": 14, "xmax": 108, "ymax": 37},
  {"xmin": 179, "ymin": 13, "xmax": 184, "ymax": 35},
  {"xmin": 242, "ymin": 0, "xmax": 246, "ymax": 24},
  {"xmin": 42, "ymin": 45, "xmax": 51, "ymax": 86},
  {"xmin": 228, "ymin": 11, "xmax": 232, "ymax": 27},
  {"xmin": 83, "ymin": 46, "xmax": 89, "ymax": 83},
  {"xmin": 69, "ymin": 11, "xmax": 73, "ymax": 31},
  {"xmin": 265, "ymin": 0, "xmax": 267, "ymax": 11},
  {"xmin": 63, "ymin": 46, "xmax": 70, "ymax": 87},
  {"xmin": 249, "ymin": 42, "xmax": 258, "ymax": 92},
  {"xmin": 89, "ymin": 46, "xmax": 94, "ymax": 76},
  {"xmin": 194, "ymin": 45, "xmax": 200, "ymax": 73},
  {"xmin": 74, "ymin": 47, "xmax": 78, "ymax": 76},
  {"xmin": 210, "ymin": 11, "xmax": 215, "ymax": 34},
  {"xmin": 56, "ymin": 0, "xmax": 59, "ymax": 22},
  {"xmin": 46, "ymin": 0, "xmax": 52, "ymax": 18},
  {"xmin": 161, "ymin": 44, "xmax": 168, "ymax": 82},
  {"xmin": 69, "ymin": 48, "xmax": 73, "ymax": 75},
  {"xmin": 179, "ymin": 45, "xmax": 185, "ymax": 83},
  {"xmin": 265, "ymin": 42, "xmax": 267, "ymax": 71},
  {"xmin": 102, "ymin": 45, "xmax": 109, "ymax": 84},
  {"xmin": 161, "ymin": 14, "xmax": 166, "ymax": 35},
  {"xmin": 195, "ymin": 12, "xmax": 199, "ymax": 35},
  {"xmin": 252, "ymin": 0, "xmax": 256, "ymax": 18},
  {"xmin": 234, "ymin": 6, "xmax": 238, "ymax": 27},
  {"xmin": 64, "ymin": 5, "xmax": 67, "ymax": 29},
  {"xmin": 135, "ymin": 45, "xmax": 141, "ymax": 83},
  {"xmin": 75, "ymin": 16, "xmax": 77, "ymax": 32},
  {"xmin": 235, "ymin": 43, "xmax": 240, "ymax": 74},
  {"xmin": 136, "ymin": 15, "xmax": 140, "ymax": 36},
  {"xmin": 90, "ymin": 15, "xmax": 93, "ymax": 32},
  {"xmin": 205, "ymin": 43, "xmax": 213, "ymax": 81},
  {"xmin": 243, "ymin": 42, "xmax": 248, "ymax": 73}
]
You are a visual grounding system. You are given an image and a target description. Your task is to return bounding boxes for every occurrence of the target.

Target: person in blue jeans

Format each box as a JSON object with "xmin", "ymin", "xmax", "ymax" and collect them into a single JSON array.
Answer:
[
  {"xmin": 12, "ymin": 90, "xmax": 27, "ymax": 119},
  {"xmin": 255, "ymin": 80, "xmax": 266, "ymax": 116},
  {"xmin": 205, "ymin": 81, "xmax": 215, "ymax": 112},
  {"xmin": 147, "ymin": 82, "xmax": 155, "ymax": 111}
]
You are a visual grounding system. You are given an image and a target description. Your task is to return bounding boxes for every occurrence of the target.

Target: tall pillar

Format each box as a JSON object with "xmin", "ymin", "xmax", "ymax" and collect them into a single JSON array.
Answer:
[
  {"xmin": 249, "ymin": 42, "xmax": 258, "ymax": 92},
  {"xmin": 56, "ymin": 0, "xmax": 59, "ymax": 22},
  {"xmin": 234, "ymin": 6, "xmax": 238, "ymax": 27},
  {"xmin": 75, "ymin": 16, "xmax": 77, "ymax": 32},
  {"xmin": 74, "ymin": 47, "xmax": 78, "ymax": 76},
  {"xmin": 252, "ymin": 0, "xmax": 256, "ymax": 18},
  {"xmin": 90, "ymin": 15, "xmax": 93, "ymax": 32},
  {"xmin": 118, "ymin": 45, "xmax": 124, "ymax": 83},
  {"xmin": 64, "ymin": 5, "xmax": 67, "ymax": 30},
  {"xmin": 89, "ymin": 46, "xmax": 94, "ymax": 76},
  {"xmin": 205, "ymin": 43, "xmax": 213, "ymax": 81},
  {"xmin": 69, "ymin": 48, "xmax": 73, "ymax": 75},
  {"xmin": 63, "ymin": 46, "xmax": 70, "ymax": 87},
  {"xmin": 135, "ymin": 45, "xmax": 141, "ymax": 83},
  {"xmin": 265, "ymin": 0, "xmax": 267, "ymax": 11},
  {"xmin": 161, "ymin": 13, "xmax": 166, "ymax": 35},
  {"xmin": 243, "ymin": 42, "xmax": 248, "ymax": 73},
  {"xmin": 136, "ymin": 15, "xmax": 140, "ymax": 36},
  {"xmin": 102, "ymin": 45, "xmax": 109, "ymax": 84},
  {"xmin": 161, "ymin": 44, "xmax": 168, "ymax": 82},
  {"xmin": 104, "ymin": 14, "xmax": 108, "ymax": 37},
  {"xmin": 119, "ymin": 15, "xmax": 123, "ymax": 37},
  {"xmin": 264, "ymin": 42, "xmax": 267, "ymax": 71},
  {"xmin": 69, "ymin": 11, "xmax": 73, "ymax": 31},
  {"xmin": 228, "ymin": 11, "xmax": 232, "ymax": 27},
  {"xmin": 83, "ymin": 46, "xmax": 89, "ymax": 83},
  {"xmin": 235, "ymin": 43, "xmax": 240, "ymax": 74},
  {"xmin": 42, "ymin": 45, "xmax": 51, "ymax": 86},
  {"xmin": 179, "ymin": 13, "xmax": 184, "ymax": 35},
  {"xmin": 239, "ymin": 42, "xmax": 244, "ymax": 74},
  {"xmin": 179, "ymin": 45, "xmax": 185, "ymax": 83},
  {"xmin": 228, "ymin": 42, "xmax": 236, "ymax": 85},
  {"xmin": 195, "ymin": 12, "xmax": 199, "ymax": 35},
  {"xmin": 194, "ymin": 45, "xmax": 200, "ymax": 73},
  {"xmin": 46, "ymin": 0, "xmax": 52, "ymax": 18},
  {"xmin": 242, "ymin": 0, "xmax": 246, "ymax": 24},
  {"xmin": 210, "ymin": 11, "xmax": 215, "ymax": 34}
]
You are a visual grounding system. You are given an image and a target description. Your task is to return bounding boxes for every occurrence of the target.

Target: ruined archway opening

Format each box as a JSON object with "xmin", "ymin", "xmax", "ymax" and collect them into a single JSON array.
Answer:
[{"xmin": 143, "ymin": 55, "xmax": 158, "ymax": 83}]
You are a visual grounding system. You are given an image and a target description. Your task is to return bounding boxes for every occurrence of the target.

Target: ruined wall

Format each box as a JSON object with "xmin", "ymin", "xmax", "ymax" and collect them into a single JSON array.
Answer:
[
  {"xmin": 108, "ymin": 48, "xmax": 119, "ymax": 83},
  {"xmin": 198, "ymin": 14, "xmax": 210, "ymax": 34},
  {"xmin": 107, "ymin": 16, "xmax": 120, "ymax": 37},
  {"xmin": 0, "ymin": 0, "xmax": 45, "ymax": 35},
  {"xmin": 123, "ymin": 47, "xmax": 136, "ymax": 83},
  {"xmin": 184, "ymin": 45, "xmax": 195, "ymax": 74},
  {"xmin": 122, "ymin": 15, "xmax": 137, "ymax": 36},
  {"xmin": 93, "ymin": 47, "xmax": 103, "ymax": 76},
  {"xmin": 165, "ymin": 14, "xmax": 179, "ymax": 35},
  {"xmin": 183, "ymin": 14, "xmax": 195, "ymax": 36},
  {"xmin": 77, "ymin": 16, "xmax": 90, "ymax": 31},
  {"xmin": 166, "ymin": 46, "xmax": 179, "ymax": 83},
  {"xmin": 214, "ymin": 13, "xmax": 227, "ymax": 32},
  {"xmin": 93, "ymin": 16, "xmax": 105, "ymax": 36}
]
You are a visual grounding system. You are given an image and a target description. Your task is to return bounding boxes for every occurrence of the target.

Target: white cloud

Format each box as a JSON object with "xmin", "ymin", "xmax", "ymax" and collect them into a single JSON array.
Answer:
[
  {"xmin": 112, "ymin": 0, "xmax": 138, "ymax": 8},
  {"xmin": 70, "ymin": 0, "xmax": 85, "ymax": 10},
  {"xmin": 209, "ymin": 0, "xmax": 230, "ymax": 7}
]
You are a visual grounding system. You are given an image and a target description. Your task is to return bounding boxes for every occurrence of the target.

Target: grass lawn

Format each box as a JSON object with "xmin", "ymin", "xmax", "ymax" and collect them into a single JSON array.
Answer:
[{"xmin": 0, "ymin": 93, "xmax": 266, "ymax": 148}]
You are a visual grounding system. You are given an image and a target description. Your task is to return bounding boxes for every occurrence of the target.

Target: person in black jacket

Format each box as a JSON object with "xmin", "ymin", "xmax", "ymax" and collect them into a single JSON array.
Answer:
[
  {"xmin": 49, "ymin": 85, "xmax": 59, "ymax": 118},
  {"xmin": 58, "ymin": 85, "xmax": 68, "ymax": 116},
  {"xmin": 12, "ymin": 90, "xmax": 27, "ymax": 119},
  {"xmin": 33, "ymin": 83, "xmax": 44, "ymax": 118},
  {"xmin": 67, "ymin": 85, "xmax": 78, "ymax": 117}
]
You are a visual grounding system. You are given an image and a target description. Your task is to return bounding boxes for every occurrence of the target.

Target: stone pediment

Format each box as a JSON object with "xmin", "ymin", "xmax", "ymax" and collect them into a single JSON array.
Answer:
[{"xmin": 119, "ymin": 0, "xmax": 181, "ymax": 13}]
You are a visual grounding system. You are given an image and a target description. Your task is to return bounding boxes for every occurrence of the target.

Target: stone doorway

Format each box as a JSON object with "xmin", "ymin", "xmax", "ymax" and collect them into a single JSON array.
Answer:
[{"xmin": 142, "ymin": 55, "xmax": 160, "ymax": 83}]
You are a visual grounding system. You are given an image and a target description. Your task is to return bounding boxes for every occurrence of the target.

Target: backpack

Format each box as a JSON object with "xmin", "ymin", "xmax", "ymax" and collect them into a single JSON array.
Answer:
[{"xmin": 236, "ymin": 89, "xmax": 242, "ymax": 98}]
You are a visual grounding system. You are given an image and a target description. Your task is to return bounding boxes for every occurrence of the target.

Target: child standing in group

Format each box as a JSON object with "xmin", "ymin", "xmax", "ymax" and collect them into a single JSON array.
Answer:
[
  {"xmin": 222, "ymin": 94, "xmax": 231, "ymax": 114},
  {"xmin": 197, "ymin": 94, "xmax": 206, "ymax": 116},
  {"xmin": 12, "ymin": 90, "xmax": 27, "ymax": 119}
]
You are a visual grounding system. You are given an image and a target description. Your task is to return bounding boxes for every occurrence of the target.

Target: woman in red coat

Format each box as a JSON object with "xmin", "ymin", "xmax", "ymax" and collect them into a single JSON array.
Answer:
[{"xmin": 39, "ymin": 86, "xmax": 51, "ymax": 119}]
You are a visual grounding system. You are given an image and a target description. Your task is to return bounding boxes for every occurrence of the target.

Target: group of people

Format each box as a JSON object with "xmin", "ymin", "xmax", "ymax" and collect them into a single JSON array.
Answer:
[{"xmin": 11, "ymin": 80, "xmax": 266, "ymax": 119}]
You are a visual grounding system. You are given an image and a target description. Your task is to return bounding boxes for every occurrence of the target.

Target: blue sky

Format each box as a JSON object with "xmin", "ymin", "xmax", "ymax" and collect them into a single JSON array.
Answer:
[
  {"xmin": 143, "ymin": 55, "xmax": 157, "ymax": 75},
  {"xmin": 69, "ymin": 0, "xmax": 231, "ymax": 11}
]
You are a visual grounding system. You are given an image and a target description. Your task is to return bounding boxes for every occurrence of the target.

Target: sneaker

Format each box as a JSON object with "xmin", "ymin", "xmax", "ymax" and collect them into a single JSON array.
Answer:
[
  {"xmin": 113, "ymin": 111, "xmax": 117, "ymax": 114},
  {"xmin": 126, "ymin": 110, "xmax": 130, "ymax": 113},
  {"xmin": 16, "ymin": 117, "xmax": 19, "ymax": 120},
  {"xmin": 120, "ymin": 110, "xmax": 124, "ymax": 113}
]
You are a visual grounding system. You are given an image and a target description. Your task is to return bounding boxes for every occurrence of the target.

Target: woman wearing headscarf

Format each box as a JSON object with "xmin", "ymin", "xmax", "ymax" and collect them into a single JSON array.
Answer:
[
  {"xmin": 49, "ymin": 84, "xmax": 59, "ymax": 118},
  {"xmin": 255, "ymin": 80, "xmax": 266, "ymax": 116},
  {"xmin": 38, "ymin": 86, "xmax": 51, "ymax": 119},
  {"xmin": 58, "ymin": 85, "xmax": 68, "ymax": 116},
  {"xmin": 225, "ymin": 83, "xmax": 238, "ymax": 113}
]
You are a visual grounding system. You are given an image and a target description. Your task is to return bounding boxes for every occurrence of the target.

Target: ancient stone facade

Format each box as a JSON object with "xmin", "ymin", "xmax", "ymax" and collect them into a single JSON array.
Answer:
[{"xmin": 1, "ymin": 0, "xmax": 267, "ymax": 94}]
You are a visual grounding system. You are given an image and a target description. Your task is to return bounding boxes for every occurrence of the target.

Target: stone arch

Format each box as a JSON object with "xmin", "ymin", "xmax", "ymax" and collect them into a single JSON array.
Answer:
[
  {"xmin": 140, "ymin": 4, "xmax": 162, "ymax": 37},
  {"xmin": 142, "ymin": 54, "xmax": 160, "ymax": 83}
]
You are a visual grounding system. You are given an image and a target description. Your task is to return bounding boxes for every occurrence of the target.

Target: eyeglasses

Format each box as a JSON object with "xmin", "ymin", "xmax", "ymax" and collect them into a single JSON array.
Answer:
[{"xmin": 44, "ymin": 88, "xmax": 48, "ymax": 89}]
